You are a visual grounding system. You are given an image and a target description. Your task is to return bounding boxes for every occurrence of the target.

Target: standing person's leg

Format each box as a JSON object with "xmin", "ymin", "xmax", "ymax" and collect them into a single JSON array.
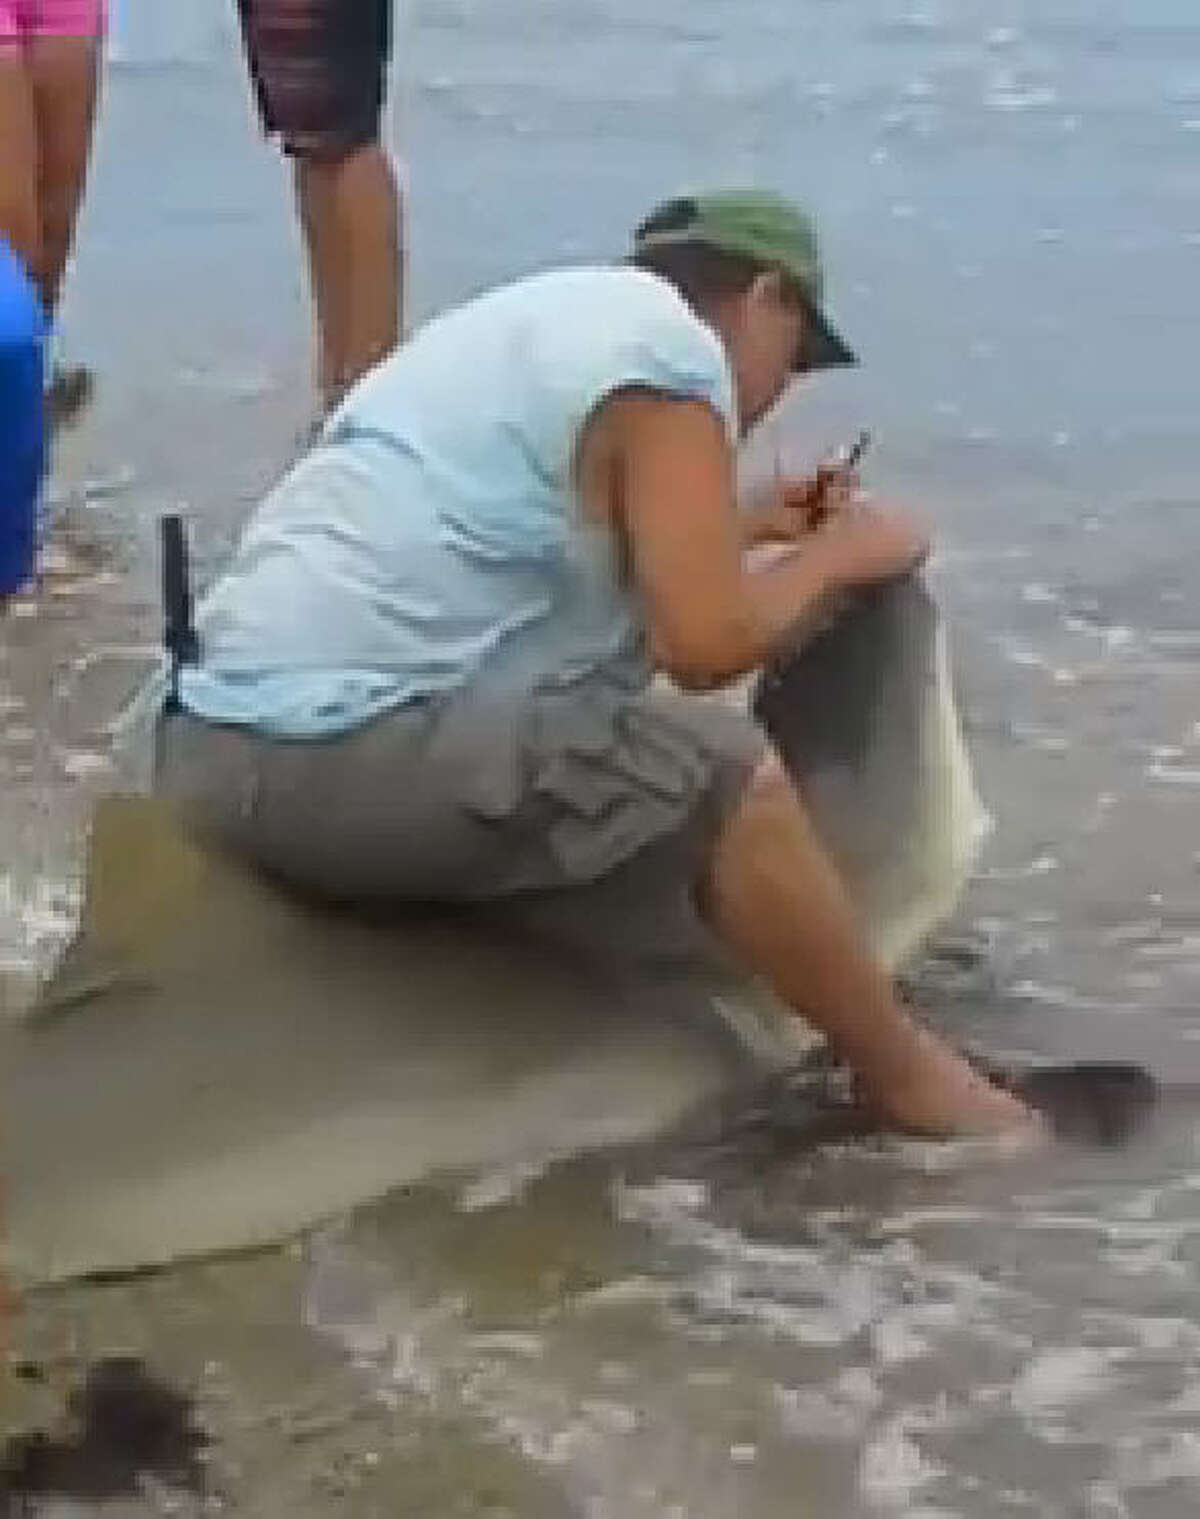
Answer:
[
  {"xmin": 0, "ymin": 10, "xmax": 41, "ymax": 286},
  {"xmin": 294, "ymin": 138, "xmax": 401, "ymax": 411},
  {"xmin": 26, "ymin": 19, "xmax": 103, "ymax": 318},
  {"xmin": 237, "ymin": 0, "xmax": 403, "ymax": 415},
  {"xmin": 292, "ymin": 0, "xmax": 401, "ymax": 409},
  {"xmin": 24, "ymin": 0, "xmax": 105, "ymax": 429}
]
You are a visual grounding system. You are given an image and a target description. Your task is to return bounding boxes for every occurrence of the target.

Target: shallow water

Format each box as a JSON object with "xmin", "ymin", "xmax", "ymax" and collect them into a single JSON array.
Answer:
[{"xmin": 4, "ymin": 0, "xmax": 1200, "ymax": 1513}]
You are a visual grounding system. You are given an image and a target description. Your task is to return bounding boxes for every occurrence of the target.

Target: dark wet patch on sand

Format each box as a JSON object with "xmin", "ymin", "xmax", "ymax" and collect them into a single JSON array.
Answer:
[{"xmin": 1, "ymin": 1357, "xmax": 208, "ymax": 1513}]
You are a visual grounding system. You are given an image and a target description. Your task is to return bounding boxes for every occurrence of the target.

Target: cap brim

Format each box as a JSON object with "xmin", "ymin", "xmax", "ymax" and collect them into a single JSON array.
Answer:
[{"xmin": 797, "ymin": 299, "xmax": 857, "ymax": 372}]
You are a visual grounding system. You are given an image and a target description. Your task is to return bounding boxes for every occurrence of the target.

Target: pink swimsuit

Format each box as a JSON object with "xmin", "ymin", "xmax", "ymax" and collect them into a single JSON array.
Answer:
[{"xmin": 0, "ymin": 0, "xmax": 105, "ymax": 43}]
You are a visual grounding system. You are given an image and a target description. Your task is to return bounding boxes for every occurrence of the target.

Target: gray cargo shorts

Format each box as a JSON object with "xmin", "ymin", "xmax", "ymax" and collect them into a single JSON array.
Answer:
[{"xmin": 156, "ymin": 674, "xmax": 765, "ymax": 957}]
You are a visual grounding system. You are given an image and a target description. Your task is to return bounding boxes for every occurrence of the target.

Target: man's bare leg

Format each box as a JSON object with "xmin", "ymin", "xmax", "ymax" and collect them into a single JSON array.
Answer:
[
  {"xmin": 294, "ymin": 140, "xmax": 402, "ymax": 414},
  {"xmin": 27, "ymin": 34, "xmax": 101, "ymax": 318},
  {"xmin": 706, "ymin": 760, "xmax": 1038, "ymax": 1137},
  {"xmin": 0, "ymin": 50, "xmax": 41, "ymax": 286}
]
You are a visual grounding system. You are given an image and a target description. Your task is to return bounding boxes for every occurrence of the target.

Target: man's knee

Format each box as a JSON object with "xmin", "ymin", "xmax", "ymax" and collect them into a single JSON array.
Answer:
[
  {"xmin": 699, "ymin": 762, "xmax": 802, "ymax": 921},
  {"xmin": 726, "ymin": 760, "xmax": 806, "ymax": 850}
]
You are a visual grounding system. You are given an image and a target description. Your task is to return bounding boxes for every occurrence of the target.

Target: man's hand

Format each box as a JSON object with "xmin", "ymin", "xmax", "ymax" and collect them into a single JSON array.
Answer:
[
  {"xmin": 741, "ymin": 462, "xmax": 859, "ymax": 548},
  {"xmin": 779, "ymin": 460, "xmax": 859, "ymax": 529},
  {"xmin": 813, "ymin": 503, "xmax": 930, "ymax": 589}
]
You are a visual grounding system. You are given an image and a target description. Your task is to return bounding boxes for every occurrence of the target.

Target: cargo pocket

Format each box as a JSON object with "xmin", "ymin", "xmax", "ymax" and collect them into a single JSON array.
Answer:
[{"xmin": 524, "ymin": 681, "xmax": 714, "ymax": 884}]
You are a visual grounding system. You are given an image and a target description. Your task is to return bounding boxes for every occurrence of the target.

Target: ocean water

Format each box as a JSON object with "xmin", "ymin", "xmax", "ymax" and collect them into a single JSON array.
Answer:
[{"xmin": 4, "ymin": 1, "xmax": 1200, "ymax": 1513}]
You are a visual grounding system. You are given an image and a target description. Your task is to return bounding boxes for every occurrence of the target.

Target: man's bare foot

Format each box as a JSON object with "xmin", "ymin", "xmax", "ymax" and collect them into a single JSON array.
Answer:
[{"xmin": 865, "ymin": 1025, "xmax": 1046, "ymax": 1139}]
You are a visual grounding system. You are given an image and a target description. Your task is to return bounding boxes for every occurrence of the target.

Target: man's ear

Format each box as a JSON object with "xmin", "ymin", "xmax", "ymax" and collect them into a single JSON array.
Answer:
[{"xmin": 748, "ymin": 267, "xmax": 787, "ymax": 310}]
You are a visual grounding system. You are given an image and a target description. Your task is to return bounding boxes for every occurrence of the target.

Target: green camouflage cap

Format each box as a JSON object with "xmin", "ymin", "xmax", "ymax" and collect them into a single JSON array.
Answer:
[{"xmin": 632, "ymin": 189, "xmax": 856, "ymax": 372}]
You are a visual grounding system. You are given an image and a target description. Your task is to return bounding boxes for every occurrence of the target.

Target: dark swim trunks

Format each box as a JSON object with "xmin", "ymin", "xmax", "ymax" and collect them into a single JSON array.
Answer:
[{"xmin": 235, "ymin": 0, "xmax": 393, "ymax": 159}]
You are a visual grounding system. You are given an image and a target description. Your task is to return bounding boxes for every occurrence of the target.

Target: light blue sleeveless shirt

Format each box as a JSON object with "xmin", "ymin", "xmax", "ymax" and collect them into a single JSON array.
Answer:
[{"xmin": 179, "ymin": 266, "xmax": 735, "ymax": 738}]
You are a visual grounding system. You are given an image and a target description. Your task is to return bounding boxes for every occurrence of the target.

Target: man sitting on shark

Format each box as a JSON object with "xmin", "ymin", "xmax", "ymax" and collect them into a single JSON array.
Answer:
[{"xmin": 153, "ymin": 187, "xmax": 1038, "ymax": 1142}]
